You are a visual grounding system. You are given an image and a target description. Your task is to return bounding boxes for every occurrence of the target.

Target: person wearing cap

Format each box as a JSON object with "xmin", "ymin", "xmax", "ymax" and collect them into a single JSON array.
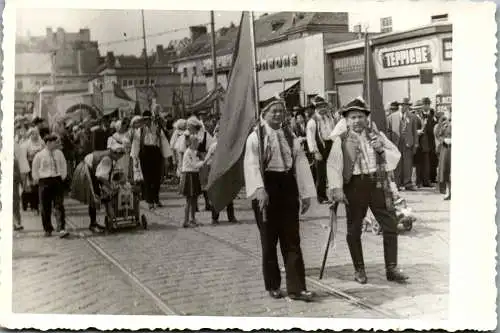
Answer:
[
  {"xmin": 327, "ymin": 97, "xmax": 409, "ymax": 284},
  {"xmin": 306, "ymin": 96, "xmax": 336, "ymax": 204},
  {"xmin": 387, "ymin": 97, "xmax": 419, "ymax": 191},
  {"xmin": 71, "ymin": 142, "xmax": 127, "ymax": 233},
  {"xmin": 244, "ymin": 98, "xmax": 316, "ymax": 302},
  {"xmin": 131, "ymin": 110, "xmax": 173, "ymax": 210},
  {"xmin": 388, "ymin": 101, "xmax": 400, "ymax": 116},
  {"xmin": 19, "ymin": 127, "xmax": 45, "ymax": 213},
  {"xmin": 421, "ymin": 97, "xmax": 438, "ymax": 184},
  {"xmin": 31, "ymin": 133, "xmax": 68, "ymax": 238},
  {"xmin": 413, "ymin": 99, "xmax": 437, "ymax": 188}
]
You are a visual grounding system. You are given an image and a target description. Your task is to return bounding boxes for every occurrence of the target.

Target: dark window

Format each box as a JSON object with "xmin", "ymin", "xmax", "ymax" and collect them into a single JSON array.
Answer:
[
  {"xmin": 183, "ymin": 67, "xmax": 188, "ymax": 77},
  {"xmin": 139, "ymin": 79, "xmax": 145, "ymax": 86},
  {"xmin": 122, "ymin": 79, "xmax": 128, "ymax": 87},
  {"xmin": 16, "ymin": 81, "xmax": 23, "ymax": 90},
  {"xmin": 192, "ymin": 66, "xmax": 197, "ymax": 75},
  {"xmin": 443, "ymin": 38, "xmax": 452, "ymax": 60}
]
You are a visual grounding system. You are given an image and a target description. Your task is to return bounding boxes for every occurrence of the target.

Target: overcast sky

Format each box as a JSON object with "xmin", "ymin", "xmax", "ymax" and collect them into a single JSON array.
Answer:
[{"xmin": 16, "ymin": 8, "xmax": 449, "ymax": 56}]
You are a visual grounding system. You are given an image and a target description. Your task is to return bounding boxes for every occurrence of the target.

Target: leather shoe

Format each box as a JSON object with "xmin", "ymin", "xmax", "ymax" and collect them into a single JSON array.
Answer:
[
  {"xmin": 268, "ymin": 289, "xmax": 283, "ymax": 299},
  {"xmin": 386, "ymin": 268, "xmax": 409, "ymax": 282},
  {"xmin": 289, "ymin": 290, "xmax": 314, "ymax": 302},
  {"xmin": 354, "ymin": 269, "xmax": 368, "ymax": 284}
]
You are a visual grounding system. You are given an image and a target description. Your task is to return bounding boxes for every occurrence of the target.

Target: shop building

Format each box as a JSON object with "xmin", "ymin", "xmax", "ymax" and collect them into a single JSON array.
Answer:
[
  {"xmin": 326, "ymin": 22, "xmax": 452, "ymax": 110},
  {"xmin": 170, "ymin": 12, "xmax": 360, "ymax": 108}
]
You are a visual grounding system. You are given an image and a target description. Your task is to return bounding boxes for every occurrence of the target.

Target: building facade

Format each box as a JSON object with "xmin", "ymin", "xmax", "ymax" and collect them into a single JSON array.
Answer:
[
  {"xmin": 169, "ymin": 12, "xmax": 359, "ymax": 108},
  {"xmin": 326, "ymin": 22, "xmax": 452, "ymax": 110}
]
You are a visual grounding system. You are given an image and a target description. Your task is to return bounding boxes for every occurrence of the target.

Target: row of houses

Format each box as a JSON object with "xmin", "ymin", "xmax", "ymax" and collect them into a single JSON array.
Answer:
[{"xmin": 14, "ymin": 12, "xmax": 453, "ymax": 119}]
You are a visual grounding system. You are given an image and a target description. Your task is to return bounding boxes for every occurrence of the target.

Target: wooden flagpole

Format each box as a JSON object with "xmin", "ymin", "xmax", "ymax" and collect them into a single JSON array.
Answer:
[{"xmin": 249, "ymin": 11, "xmax": 264, "ymax": 176}]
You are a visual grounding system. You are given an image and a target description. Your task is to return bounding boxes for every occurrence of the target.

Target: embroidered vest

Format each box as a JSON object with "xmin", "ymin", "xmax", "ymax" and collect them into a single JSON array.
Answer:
[
  {"xmin": 258, "ymin": 124, "xmax": 296, "ymax": 172},
  {"xmin": 340, "ymin": 132, "xmax": 360, "ymax": 185},
  {"xmin": 140, "ymin": 125, "xmax": 163, "ymax": 152}
]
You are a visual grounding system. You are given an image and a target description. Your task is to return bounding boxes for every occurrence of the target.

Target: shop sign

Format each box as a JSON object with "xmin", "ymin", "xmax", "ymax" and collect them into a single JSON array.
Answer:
[
  {"xmin": 382, "ymin": 45, "xmax": 432, "ymax": 68},
  {"xmin": 257, "ymin": 54, "xmax": 298, "ymax": 72},
  {"xmin": 334, "ymin": 54, "xmax": 364, "ymax": 74}
]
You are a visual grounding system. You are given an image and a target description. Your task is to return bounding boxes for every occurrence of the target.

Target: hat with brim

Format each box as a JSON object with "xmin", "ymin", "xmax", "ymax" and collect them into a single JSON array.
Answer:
[
  {"xmin": 311, "ymin": 96, "xmax": 328, "ymax": 108},
  {"xmin": 390, "ymin": 101, "xmax": 400, "ymax": 110},
  {"xmin": 340, "ymin": 97, "xmax": 370, "ymax": 116},
  {"xmin": 142, "ymin": 110, "xmax": 152, "ymax": 118},
  {"xmin": 411, "ymin": 100, "xmax": 424, "ymax": 110},
  {"xmin": 400, "ymin": 97, "xmax": 412, "ymax": 106},
  {"xmin": 422, "ymin": 97, "xmax": 431, "ymax": 105},
  {"xmin": 43, "ymin": 133, "xmax": 58, "ymax": 143}
]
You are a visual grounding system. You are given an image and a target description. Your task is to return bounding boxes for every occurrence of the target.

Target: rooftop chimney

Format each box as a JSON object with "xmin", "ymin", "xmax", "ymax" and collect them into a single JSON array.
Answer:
[
  {"xmin": 156, "ymin": 45, "xmax": 164, "ymax": 63},
  {"xmin": 106, "ymin": 51, "xmax": 115, "ymax": 68},
  {"xmin": 189, "ymin": 26, "xmax": 207, "ymax": 42}
]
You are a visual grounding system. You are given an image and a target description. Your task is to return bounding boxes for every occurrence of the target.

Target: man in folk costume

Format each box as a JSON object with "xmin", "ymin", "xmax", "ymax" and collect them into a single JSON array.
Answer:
[
  {"xmin": 244, "ymin": 98, "xmax": 316, "ymax": 302},
  {"xmin": 327, "ymin": 97, "xmax": 409, "ymax": 284},
  {"xmin": 131, "ymin": 110, "xmax": 172, "ymax": 210},
  {"xmin": 306, "ymin": 96, "xmax": 336, "ymax": 203}
]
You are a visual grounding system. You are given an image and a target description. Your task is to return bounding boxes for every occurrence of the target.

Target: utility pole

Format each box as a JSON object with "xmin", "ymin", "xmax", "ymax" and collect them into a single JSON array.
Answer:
[
  {"xmin": 48, "ymin": 48, "xmax": 57, "ymax": 123},
  {"xmin": 141, "ymin": 9, "xmax": 151, "ymax": 110},
  {"xmin": 210, "ymin": 11, "xmax": 219, "ymax": 115}
]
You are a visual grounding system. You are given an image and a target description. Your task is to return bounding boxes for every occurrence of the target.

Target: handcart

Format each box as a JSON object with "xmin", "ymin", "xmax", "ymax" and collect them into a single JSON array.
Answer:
[{"xmin": 102, "ymin": 169, "xmax": 148, "ymax": 233}]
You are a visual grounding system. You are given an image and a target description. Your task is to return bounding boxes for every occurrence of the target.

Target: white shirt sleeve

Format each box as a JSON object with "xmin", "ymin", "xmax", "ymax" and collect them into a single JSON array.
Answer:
[
  {"xmin": 306, "ymin": 118, "xmax": 318, "ymax": 153},
  {"xmin": 31, "ymin": 151, "xmax": 41, "ymax": 183},
  {"xmin": 130, "ymin": 129, "xmax": 140, "ymax": 158},
  {"xmin": 243, "ymin": 131, "xmax": 264, "ymax": 199},
  {"xmin": 95, "ymin": 156, "xmax": 112, "ymax": 180},
  {"xmin": 293, "ymin": 139, "xmax": 316, "ymax": 199},
  {"xmin": 327, "ymin": 137, "xmax": 344, "ymax": 190},
  {"xmin": 380, "ymin": 132, "xmax": 401, "ymax": 172},
  {"xmin": 57, "ymin": 150, "xmax": 68, "ymax": 180}
]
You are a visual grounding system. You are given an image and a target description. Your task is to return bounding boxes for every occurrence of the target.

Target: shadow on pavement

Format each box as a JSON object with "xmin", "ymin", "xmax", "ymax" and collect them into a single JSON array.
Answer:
[{"xmin": 306, "ymin": 262, "xmax": 448, "ymax": 308}]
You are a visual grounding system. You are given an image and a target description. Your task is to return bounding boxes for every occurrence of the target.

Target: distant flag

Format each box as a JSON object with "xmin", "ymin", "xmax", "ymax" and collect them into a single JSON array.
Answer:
[
  {"xmin": 206, "ymin": 11, "xmax": 258, "ymax": 212},
  {"xmin": 362, "ymin": 31, "xmax": 386, "ymax": 133},
  {"xmin": 113, "ymin": 82, "xmax": 133, "ymax": 102},
  {"xmin": 91, "ymin": 82, "xmax": 104, "ymax": 112}
]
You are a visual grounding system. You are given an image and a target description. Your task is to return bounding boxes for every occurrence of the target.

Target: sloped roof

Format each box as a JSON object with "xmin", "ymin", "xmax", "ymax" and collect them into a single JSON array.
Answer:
[
  {"xmin": 15, "ymin": 53, "xmax": 53, "ymax": 74},
  {"xmin": 172, "ymin": 11, "xmax": 349, "ymax": 62},
  {"xmin": 176, "ymin": 25, "xmax": 239, "ymax": 59}
]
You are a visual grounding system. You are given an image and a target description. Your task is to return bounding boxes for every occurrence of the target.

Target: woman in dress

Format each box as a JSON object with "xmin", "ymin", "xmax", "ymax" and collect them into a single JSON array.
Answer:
[
  {"xmin": 107, "ymin": 117, "xmax": 132, "ymax": 176},
  {"xmin": 19, "ymin": 127, "xmax": 45, "ymax": 213}
]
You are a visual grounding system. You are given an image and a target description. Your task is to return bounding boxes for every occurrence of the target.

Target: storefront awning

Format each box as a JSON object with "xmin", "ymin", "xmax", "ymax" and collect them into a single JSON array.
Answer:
[{"xmin": 259, "ymin": 80, "xmax": 299, "ymax": 102}]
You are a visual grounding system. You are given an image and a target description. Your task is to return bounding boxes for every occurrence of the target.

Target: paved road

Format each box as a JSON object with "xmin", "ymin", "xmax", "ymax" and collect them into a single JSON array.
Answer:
[{"xmin": 12, "ymin": 185, "xmax": 449, "ymax": 319}]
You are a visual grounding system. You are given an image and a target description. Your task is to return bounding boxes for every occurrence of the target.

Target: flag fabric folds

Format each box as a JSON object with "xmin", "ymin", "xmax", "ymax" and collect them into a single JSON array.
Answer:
[
  {"xmin": 362, "ymin": 33, "xmax": 387, "ymax": 134},
  {"xmin": 113, "ymin": 82, "xmax": 133, "ymax": 102},
  {"xmin": 206, "ymin": 11, "xmax": 258, "ymax": 212}
]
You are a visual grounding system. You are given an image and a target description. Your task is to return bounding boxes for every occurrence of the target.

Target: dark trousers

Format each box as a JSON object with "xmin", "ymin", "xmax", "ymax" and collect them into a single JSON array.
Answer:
[
  {"xmin": 344, "ymin": 175, "xmax": 399, "ymax": 271},
  {"xmin": 252, "ymin": 171, "xmax": 306, "ymax": 294},
  {"xmin": 211, "ymin": 202, "xmax": 235, "ymax": 221},
  {"xmin": 39, "ymin": 177, "xmax": 66, "ymax": 233},
  {"xmin": 430, "ymin": 151, "xmax": 438, "ymax": 183},
  {"xmin": 395, "ymin": 145, "xmax": 414, "ymax": 187},
  {"xmin": 416, "ymin": 151, "xmax": 431, "ymax": 186},
  {"xmin": 315, "ymin": 141, "xmax": 333, "ymax": 201},
  {"xmin": 140, "ymin": 145, "xmax": 163, "ymax": 204}
]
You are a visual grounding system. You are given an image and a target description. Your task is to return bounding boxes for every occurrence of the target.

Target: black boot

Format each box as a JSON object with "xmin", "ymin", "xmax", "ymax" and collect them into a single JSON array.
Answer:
[
  {"xmin": 347, "ymin": 235, "xmax": 367, "ymax": 284},
  {"xmin": 383, "ymin": 234, "xmax": 409, "ymax": 282}
]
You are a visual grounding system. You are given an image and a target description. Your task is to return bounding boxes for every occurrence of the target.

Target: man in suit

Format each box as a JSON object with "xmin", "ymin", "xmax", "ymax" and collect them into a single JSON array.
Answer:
[
  {"xmin": 387, "ymin": 98, "xmax": 419, "ymax": 191},
  {"xmin": 413, "ymin": 99, "xmax": 437, "ymax": 188},
  {"xmin": 422, "ymin": 97, "xmax": 438, "ymax": 183}
]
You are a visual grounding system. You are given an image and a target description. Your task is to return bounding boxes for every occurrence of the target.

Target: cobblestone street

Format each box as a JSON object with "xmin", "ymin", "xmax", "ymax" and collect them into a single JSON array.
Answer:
[{"xmin": 12, "ymin": 185, "xmax": 449, "ymax": 319}]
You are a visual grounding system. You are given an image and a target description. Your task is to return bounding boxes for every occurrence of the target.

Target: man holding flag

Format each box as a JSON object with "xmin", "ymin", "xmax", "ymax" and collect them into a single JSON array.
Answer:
[{"xmin": 206, "ymin": 11, "xmax": 315, "ymax": 302}]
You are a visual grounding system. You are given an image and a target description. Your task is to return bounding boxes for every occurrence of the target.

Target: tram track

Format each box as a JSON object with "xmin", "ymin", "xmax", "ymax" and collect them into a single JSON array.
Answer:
[{"xmin": 143, "ymin": 200, "xmax": 400, "ymax": 319}]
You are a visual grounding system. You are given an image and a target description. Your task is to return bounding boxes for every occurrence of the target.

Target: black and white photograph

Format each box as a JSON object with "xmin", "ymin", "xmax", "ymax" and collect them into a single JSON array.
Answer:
[{"xmin": 1, "ymin": 0, "xmax": 496, "ymax": 330}]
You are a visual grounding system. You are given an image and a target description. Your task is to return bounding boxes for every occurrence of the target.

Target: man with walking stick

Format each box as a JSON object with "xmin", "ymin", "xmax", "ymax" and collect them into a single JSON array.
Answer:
[{"xmin": 326, "ymin": 97, "xmax": 409, "ymax": 284}]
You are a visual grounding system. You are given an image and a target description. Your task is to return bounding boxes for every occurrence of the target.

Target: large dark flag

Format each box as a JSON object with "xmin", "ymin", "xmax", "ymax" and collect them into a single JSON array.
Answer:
[
  {"xmin": 363, "ymin": 32, "xmax": 386, "ymax": 133},
  {"xmin": 207, "ymin": 11, "xmax": 257, "ymax": 212}
]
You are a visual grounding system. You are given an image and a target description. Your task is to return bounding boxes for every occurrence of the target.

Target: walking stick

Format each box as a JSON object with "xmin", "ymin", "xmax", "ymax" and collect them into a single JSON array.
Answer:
[{"xmin": 319, "ymin": 201, "xmax": 339, "ymax": 280}]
